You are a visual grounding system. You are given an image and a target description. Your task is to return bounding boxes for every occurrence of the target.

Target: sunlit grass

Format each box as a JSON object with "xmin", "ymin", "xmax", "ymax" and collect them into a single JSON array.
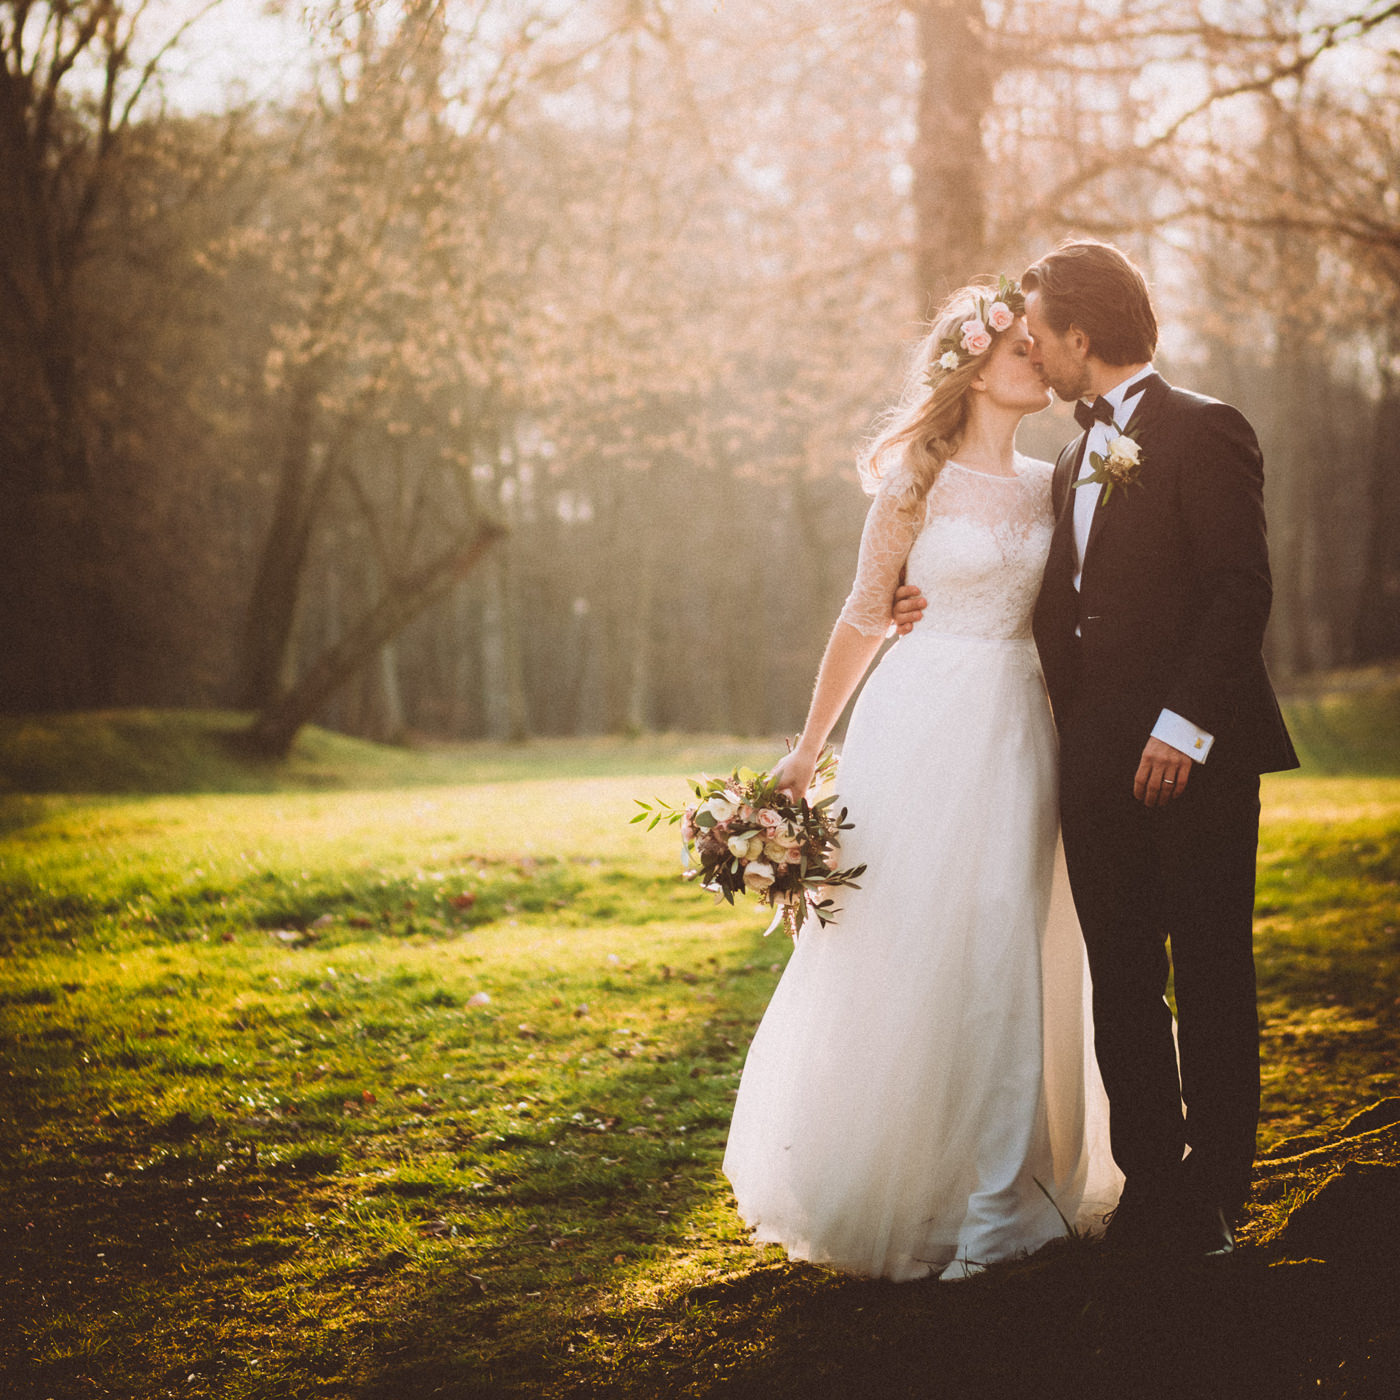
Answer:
[
  {"xmin": 0, "ymin": 757, "xmax": 790, "ymax": 1397},
  {"xmin": 1, "ymin": 735, "xmax": 1397, "ymax": 1397}
]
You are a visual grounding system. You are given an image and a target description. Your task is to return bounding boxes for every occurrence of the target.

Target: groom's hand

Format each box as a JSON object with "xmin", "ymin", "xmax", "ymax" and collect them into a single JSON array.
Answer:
[
  {"xmin": 1134, "ymin": 736, "xmax": 1193, "ymax": 807},
  {"xmin": 891, "ymin": 583, "xmax": 927, "ymax": 636}
]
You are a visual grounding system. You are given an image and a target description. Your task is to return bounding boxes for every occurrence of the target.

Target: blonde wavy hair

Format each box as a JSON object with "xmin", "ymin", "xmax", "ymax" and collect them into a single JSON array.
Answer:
[{"xmin": 858, "ymin": 280, "xmax": 1014, "ymax": 506}]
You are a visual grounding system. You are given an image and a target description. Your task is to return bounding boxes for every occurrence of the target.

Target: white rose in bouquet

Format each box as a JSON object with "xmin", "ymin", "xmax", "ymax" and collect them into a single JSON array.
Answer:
[
  {"xmin": 702, "ymin": 792, "xmax": 741, "ymax": 824},
  {"xmin": 743, "ymin": 861, "xmax": 776, "ymax": 892}
]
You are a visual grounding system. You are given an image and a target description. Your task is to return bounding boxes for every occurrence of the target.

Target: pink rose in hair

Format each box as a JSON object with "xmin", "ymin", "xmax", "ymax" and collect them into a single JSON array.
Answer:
[
  {"xmin": 961, "ymin": 320, "xmax": 992, "ymax": 355},
  {"xmin": 987, "ymin": 301, "xmax": 1014, "ymax": 332}
]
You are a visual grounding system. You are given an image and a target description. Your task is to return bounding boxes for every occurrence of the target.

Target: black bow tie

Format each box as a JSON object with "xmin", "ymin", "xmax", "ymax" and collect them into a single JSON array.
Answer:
[{"xmin": 1074, "ymin": 397, "xmax": 1115, "ymax": 432}]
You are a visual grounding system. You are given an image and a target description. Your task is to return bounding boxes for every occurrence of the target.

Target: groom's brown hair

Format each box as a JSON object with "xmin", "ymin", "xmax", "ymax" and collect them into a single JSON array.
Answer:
[{"xmin": 1021, "ymin": 240, "xmax": 1158, "ymax": 366}]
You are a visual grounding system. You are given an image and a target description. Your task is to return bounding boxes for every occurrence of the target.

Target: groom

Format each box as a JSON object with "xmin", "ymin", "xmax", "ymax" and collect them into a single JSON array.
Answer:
[{"xmin": 895, "ymin": 240, "xmax": 1298, "ymax": 1254}]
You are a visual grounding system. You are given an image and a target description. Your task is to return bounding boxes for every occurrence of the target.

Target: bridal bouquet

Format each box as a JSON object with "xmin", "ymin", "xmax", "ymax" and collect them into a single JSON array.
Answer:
[{"xmin": 631, "ymin": 748, "xmax": 865, "ymax": 938}]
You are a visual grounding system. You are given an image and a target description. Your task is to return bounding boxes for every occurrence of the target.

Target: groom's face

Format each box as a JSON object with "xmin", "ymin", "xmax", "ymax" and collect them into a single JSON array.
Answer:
[{"xmin": 1024, "ymin": 291, "xmax": 1092, "ymax": 403}]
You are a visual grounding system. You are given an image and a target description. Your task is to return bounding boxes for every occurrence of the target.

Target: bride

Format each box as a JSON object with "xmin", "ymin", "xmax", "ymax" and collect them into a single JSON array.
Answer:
[{"xmin": 722, "ymin": 280, "xmax": 1122, "ymax": 1282}]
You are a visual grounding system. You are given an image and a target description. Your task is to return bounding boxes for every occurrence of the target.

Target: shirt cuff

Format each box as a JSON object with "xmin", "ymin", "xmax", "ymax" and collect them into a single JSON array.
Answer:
[{"xmin": 1152, "ymin": 709, "xmax": 1214, "ymax": 763}]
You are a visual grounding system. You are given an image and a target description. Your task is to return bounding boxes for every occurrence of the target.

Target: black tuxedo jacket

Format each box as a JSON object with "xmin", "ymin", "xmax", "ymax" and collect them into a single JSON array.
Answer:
[{"xmin": 1032, "ymin": 373, "xmax": 1298, "ymax": 778}]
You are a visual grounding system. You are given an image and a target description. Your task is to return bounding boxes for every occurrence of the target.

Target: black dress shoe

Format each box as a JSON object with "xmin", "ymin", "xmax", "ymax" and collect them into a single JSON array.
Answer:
[
  {"xmin": 1101, "ymin": 1195, "xmax": 1178, "ymax": 1251},
  {"xmin": 1192, "ymin": 1204, "xmax": 1236, "ymax": 1257}
]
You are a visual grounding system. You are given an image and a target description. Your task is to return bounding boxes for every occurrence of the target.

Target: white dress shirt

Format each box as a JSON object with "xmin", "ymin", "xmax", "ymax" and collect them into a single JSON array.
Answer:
[{"xmin": 1073, "ymin": 365, "xmax": 1214, "ymax": 764}]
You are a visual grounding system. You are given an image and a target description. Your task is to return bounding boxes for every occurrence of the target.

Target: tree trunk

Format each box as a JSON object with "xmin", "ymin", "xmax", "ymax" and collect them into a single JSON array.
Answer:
[
  {"xmin": 623, "ymin": 512, "xmax": 655, "ymax": 736},
  {"xmin": 0, "ymin": 19, "xmax": 122, "ymax": 712},
  {"xmin": 236, "ymin": 374, "xmax": 327, "ymax": 710},
  {"xmin": 240, "ymin": 519, "xmax": 505, "ymax": 758},
  {"xmin": 0, "ymin": 199, "xmax": 112, "ymax": 710},
  {"xmin": 907, "ymin": 0, "xmax": 991, "ymax": 310},
  {"xmin": 1353, "ymin": 362, "xmax": 1400, "ymax": 664},
  {"xmin": 447, "ymin": 580, "xmax": 482, "ymax": 737},
  {"xmin": 0, "ymin": 486, "xmax": 108, "ymax": 710},
  {"xmin": 374, "ymin": 639, "xmax": 407, "ymax": 743},
  {"xmin": 1266, "ymin": 247, "xmax": 1324, "ymax": 681},
  {"xmin": 479, "ymin": 547, "xmax": 530, "ymax": 743}
]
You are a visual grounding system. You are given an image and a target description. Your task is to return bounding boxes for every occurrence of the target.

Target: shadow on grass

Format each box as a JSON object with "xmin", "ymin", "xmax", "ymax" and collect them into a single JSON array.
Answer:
[
  {"xmin": 342, "ymin": 955, "xmax": 1400, "ymax": 1400},
  {"xmin": 606, "ymin": 1246, "xmax": 1400, "ymax": 1400},
  {"xmin": 345, "ymin": 953, "xmax": 1400, "ymax": 1400},
  {"xmin": 0, "ymin": 1112, "xmax": 354, "ymax": 1399},
  {"xmin": 353, "ymin": 1227, "xmax": 1400, "ymax": 1400},
  {"xmin": 349, "ymin": 955, "xmax": 767, "ymax": 1400}
]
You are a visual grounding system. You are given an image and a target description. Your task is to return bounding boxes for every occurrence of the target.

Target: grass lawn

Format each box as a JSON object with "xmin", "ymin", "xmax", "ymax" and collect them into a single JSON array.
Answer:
[{"xmin": 2, "ymin": 713, "xmax": 1398, "ymax": 1399}]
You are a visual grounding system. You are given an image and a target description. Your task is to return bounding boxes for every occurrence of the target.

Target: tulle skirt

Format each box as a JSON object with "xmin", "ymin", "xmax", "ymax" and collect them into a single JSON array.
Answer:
[{"xmin": 723, "ymin": 630, "xmax": 1121, "ymax": 1280}]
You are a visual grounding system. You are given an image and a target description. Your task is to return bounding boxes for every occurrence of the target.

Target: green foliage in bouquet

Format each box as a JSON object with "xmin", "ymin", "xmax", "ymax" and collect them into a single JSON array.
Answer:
[{"xmin": 632, "ymin": 746, "xmax": 866, "ymax": 937}]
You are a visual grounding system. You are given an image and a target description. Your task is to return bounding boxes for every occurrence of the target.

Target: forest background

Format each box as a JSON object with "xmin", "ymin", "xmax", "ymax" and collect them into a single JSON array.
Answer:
[{"xmin": 4, "ymin": 0, "xmax": 1399, "ymax": 753}]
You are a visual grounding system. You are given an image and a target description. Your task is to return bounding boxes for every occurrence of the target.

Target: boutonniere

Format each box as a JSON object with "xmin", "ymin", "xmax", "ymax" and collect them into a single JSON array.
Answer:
[{"xmin": 1073, "ymin": 425, "xmax": 1144, "ymax": 504}]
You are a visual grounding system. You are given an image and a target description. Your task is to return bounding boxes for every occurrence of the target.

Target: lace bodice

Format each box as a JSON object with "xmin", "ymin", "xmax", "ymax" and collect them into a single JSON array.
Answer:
[{"xmin": 838, "ymin": 455, "xmax": 1055, "ymax": 642}]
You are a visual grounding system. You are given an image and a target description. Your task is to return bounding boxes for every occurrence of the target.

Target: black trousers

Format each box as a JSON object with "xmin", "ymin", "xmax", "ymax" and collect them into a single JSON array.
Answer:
[{"xmin": 1059, "ymin": 732, "xmax": 1261, "ymax": 1215}]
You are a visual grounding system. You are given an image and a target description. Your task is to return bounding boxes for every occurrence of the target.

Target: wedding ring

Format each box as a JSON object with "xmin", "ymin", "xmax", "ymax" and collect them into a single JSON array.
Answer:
[{"xmin": 1162, "ymin": 779, "xmax": 1176, "ymax": 785}]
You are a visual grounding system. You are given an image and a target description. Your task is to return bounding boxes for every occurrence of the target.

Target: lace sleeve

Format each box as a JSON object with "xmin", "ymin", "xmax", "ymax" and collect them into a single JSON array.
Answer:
[{"xmin": 836, "ymin": 474, "xmax": 925, "ymax": 638}]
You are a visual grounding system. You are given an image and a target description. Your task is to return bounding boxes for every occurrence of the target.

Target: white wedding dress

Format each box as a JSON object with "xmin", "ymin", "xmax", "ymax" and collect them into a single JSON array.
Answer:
[{"xmin": 723, "ymin": 455, "xmax": 1121, "ymax": 1281}]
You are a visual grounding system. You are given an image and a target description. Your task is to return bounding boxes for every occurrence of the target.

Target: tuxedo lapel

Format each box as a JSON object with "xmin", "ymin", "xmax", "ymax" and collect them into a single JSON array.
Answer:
[
  {"xmin": 1117, "ymin": 371, "xmax": 1167, "ymax": 444},
  {"xmin": 1034, "ymin": 435, "xmax": 1085, "ymax": 709},
  {"xmin": 1046, "ymin": 437, "xmax": 1084, "ymax": 584},
  {"xmin": 1081, "ymin": 373, "xmax": 1168, "ymax": 571},
  {"xmin": 1051, "ymin": 434, "xmax": 1085, "ymax": 520}
]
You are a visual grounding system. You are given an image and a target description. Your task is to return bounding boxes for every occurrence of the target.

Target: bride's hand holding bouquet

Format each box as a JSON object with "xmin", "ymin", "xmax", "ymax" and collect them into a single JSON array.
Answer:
[
  {"xmin": 632, "ymin": 744, "xmax": 865, "ymax": 938},
  {"xmin": 769, "ymin": 743, "xmax": 821, "ymax": 803}
]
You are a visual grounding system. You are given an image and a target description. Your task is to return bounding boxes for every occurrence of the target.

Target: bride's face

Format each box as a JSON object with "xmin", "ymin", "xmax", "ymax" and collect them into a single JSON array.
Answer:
[{"xmin": 973, "ymin": 319, "xmax": 1053, "ymax": 413}]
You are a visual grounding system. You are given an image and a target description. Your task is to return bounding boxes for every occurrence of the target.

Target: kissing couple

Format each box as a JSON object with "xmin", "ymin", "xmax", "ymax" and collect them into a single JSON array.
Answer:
[{"xmin": 721, "ymin": 239, "xmax": 1298, "ymax": 1280}]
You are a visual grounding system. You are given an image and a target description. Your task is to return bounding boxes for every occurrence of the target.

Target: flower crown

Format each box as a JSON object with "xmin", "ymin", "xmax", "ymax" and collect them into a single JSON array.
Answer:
[{"xmin": 924, "ymin": 275, "xmax": 1027, "ymax": 386}]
